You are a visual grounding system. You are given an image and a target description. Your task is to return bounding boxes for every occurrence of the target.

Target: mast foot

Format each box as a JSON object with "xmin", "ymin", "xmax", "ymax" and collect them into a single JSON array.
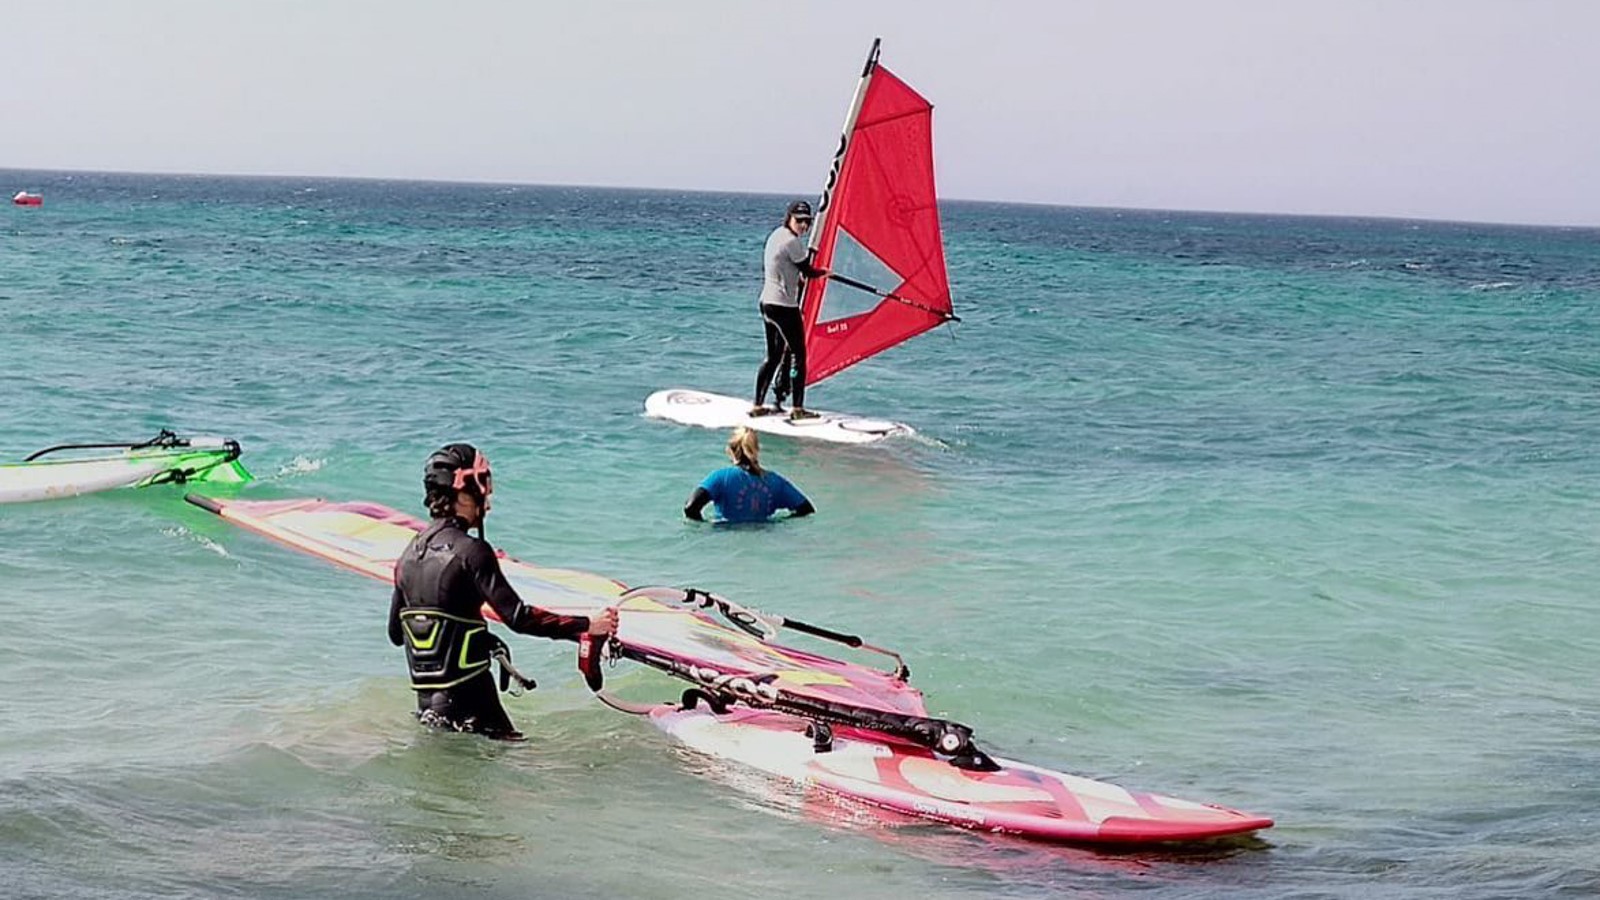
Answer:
[{"xmin": 806, "ymin": 722, "xmax": 835, "ymax": 753}]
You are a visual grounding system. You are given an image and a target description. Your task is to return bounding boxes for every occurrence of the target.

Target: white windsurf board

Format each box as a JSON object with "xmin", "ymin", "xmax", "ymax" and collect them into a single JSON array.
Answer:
[{"xmin": 644, "ymin": 389, "xmax": 911, "ymax": 445}]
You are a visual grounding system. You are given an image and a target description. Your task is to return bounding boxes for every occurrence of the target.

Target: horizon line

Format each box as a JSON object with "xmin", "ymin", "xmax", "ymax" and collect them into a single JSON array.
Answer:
[{"xmin": 4, "ymin": 163, "xmax": 1596, "ymax": 233}]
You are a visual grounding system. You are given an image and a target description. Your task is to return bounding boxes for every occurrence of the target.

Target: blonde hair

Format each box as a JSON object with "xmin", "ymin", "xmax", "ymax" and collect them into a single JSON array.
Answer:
[{"xmin": 727, "ymin": 427, "xmax": 764, "ymax": 477}]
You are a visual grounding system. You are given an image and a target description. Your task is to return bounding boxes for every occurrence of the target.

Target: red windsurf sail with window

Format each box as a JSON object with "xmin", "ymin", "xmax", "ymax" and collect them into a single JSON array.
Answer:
[{"xmin": 800, "ymin": 40, "xmax": 957, "ymax": 386}]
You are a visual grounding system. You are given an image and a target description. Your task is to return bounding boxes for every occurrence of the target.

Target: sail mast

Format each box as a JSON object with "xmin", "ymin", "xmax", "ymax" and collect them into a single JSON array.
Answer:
[{"xmin": 808, "ymin": 38, "xmax": 881, "ymax": 256}]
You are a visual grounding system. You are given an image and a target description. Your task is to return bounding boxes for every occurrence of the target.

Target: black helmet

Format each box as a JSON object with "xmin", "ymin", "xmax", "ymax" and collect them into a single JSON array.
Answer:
[{"xmin": 423, "ymin": 442, "xmax": 493, "ymax": 499}]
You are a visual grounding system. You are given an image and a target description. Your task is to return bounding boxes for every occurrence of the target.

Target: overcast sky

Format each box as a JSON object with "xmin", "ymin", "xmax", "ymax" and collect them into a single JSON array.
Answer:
[{"xmin": 4, "ymin": 1, "xmax": 1596, "ymax": 226}]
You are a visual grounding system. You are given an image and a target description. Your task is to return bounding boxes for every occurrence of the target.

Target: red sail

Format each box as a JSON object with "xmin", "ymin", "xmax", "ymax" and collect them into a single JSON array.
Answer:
[{"xmin": 800, "ymin": 65, "xmax": 953, "ymax": 385}]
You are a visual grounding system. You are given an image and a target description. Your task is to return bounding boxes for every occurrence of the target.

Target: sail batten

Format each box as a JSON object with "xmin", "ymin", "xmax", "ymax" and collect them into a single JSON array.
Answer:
[{"xmin": 801, "ymin": 44, "xmax": 953, "ymax": 386}]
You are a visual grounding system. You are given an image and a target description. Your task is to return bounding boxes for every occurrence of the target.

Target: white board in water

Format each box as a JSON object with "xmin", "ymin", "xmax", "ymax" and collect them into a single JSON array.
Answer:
[{"xmin": 644, "ymin": 389, "xmax": 912, "ymax": 445}]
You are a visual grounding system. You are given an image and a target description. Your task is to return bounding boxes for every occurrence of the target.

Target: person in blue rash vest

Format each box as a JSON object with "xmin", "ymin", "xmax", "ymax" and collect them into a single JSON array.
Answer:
[
  {"xmin": 752, "ymin": 199, "xmax": 830, "ymax": 421},
  {"xmin": 684, "ymin": 428, "xmax": 815, "ymax": 524},
  {"xmin": 388, "ymin": 443, "xmax": 618, "ymax": 741}
]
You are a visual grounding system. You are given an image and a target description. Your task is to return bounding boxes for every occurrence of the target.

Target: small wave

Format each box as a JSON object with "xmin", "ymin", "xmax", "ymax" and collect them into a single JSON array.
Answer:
[
  {"xmin": 1470, "ymin": 281, "xmax": 1517, "ymax": 291},
  {"xmin": 162, "ymin": 525, "xmax": 230, "ymax": 558},
  {"xmin": 275, "ymin": 456, "xmax": 325, "ymax": 478}
]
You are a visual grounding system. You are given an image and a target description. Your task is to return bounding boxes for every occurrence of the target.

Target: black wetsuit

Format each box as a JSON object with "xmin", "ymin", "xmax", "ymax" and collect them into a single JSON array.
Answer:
[
  {"xmin": 387, "ymin": 517, "xmax": 589, "ymax": 740},
  {"xmin": 754, "ymin": 255, "xmax": 825, "ymax": 410},
  {"xmin": 757, "ymin": 305, "xmax": 807, "ymax": 408}
]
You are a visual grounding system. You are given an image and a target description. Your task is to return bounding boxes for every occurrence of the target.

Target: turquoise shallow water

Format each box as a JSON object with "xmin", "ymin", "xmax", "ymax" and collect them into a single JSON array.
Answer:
[{"xmin": 2, "ymin": 169, "xmax": 1599, "ymax": 898}]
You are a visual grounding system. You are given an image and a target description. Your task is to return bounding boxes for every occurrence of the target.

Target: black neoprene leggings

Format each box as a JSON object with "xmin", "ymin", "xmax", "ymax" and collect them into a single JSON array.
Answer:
[
  {"xmin": 414, "ymin": 670, "xmax": 520, "ymax": 740},
  {"xmin": 755, "ymin": 303, "xmax": 806, "ymax": 407}
]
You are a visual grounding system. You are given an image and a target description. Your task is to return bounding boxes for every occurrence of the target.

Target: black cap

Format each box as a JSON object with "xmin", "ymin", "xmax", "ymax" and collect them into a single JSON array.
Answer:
[
  {"xmin": 424, "ymin": 442, "xmax": 489, "ymax": 497},
  {"xmin": 786, "ymin": 200, "xmax": 813, "ymax": 219}
]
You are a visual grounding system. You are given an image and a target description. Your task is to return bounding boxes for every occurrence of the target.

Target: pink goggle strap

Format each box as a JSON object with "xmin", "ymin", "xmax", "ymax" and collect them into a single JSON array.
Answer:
[{"xmin": 452, "ymin": 450, "xmax": 492, "ymax": 494}]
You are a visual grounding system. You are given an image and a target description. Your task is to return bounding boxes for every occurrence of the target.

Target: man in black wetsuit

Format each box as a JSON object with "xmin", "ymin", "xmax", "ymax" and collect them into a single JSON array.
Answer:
[
  {"xmin": 387, "ymin": 443, "xmax": 618, "ymax": 741},
  {"xmin": 753, "ymin": 200, "xmax": 830, "ymax": 421}
]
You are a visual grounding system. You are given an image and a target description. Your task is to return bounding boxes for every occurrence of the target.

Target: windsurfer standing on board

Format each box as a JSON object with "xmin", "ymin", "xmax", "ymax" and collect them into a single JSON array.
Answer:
[
  {"xmin": 751, "ymin": 200, "xmax": 829, "ymax": 421},
  {"xmin": 387, "ymin": 443, "xmax": 618, "ymax": 741}
]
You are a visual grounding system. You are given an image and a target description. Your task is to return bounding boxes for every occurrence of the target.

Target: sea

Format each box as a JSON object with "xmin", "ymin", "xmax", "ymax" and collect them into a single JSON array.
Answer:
[{"xmin": 2, "ymin": 169, "xmax": 1597, "ymax": 899}]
